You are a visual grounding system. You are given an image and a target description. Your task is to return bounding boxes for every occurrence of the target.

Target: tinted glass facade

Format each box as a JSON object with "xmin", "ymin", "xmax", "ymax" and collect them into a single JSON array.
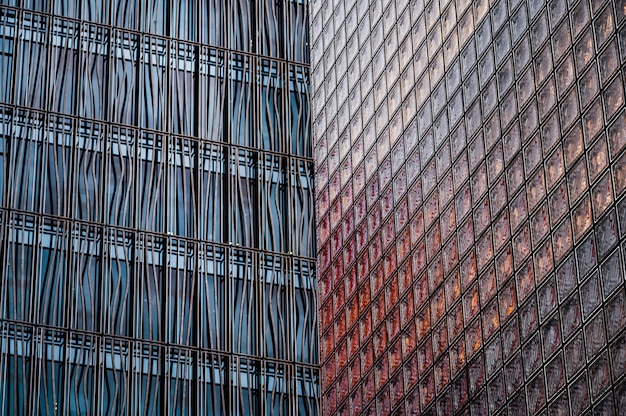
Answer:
[
  {"xmin": 0, "ymin": 1, "xmax": 319, "ymax": 414},
  {"xmin": 311, "ymin": 0, "xmax": 626, "ymax": 414}
]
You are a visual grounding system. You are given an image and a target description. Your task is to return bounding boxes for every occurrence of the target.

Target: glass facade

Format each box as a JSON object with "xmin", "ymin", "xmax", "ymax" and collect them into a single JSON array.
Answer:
[
  {"xmin": 311, "ymin": 0, "xmax": 626, "ymax": 414},
  {"xmin": 0, "ymin": 1, "xmax": 319, "ymax": 415}
]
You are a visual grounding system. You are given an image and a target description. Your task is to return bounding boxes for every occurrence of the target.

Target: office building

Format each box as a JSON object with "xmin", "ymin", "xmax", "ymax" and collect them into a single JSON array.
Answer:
[
  {"xmin": 0, "ymin": 1, "xmax": 319, "ymax": 414},
  {"xmin": 311, "ymin": 0, "xmax": 626, "ymax": 414}
]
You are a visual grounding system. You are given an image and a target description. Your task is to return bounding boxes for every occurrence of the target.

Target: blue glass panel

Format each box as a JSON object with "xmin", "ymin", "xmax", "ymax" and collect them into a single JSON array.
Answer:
[{"xmin": 0, "ymin": 9, "xmax": 14, "ymax": 104}]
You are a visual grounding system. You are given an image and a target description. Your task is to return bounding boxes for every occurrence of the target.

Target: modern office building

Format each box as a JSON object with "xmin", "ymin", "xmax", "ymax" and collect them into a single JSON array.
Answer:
[
  {"xmin": 312, "ymin": 0, "xmax": 626, "ymax": 414},
  {"xmin": 0, "ymin": 1, "xmax": 318, "ymax": 414}
]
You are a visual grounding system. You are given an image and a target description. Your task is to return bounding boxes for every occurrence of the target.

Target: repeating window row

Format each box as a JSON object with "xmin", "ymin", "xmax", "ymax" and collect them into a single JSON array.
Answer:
[
  {"xmin": 0, "ymin": 322, "xmax": 319, "ymax": 415},
  {"xmin": 0, "ymin": 209, "xmax": 318, "ymax": 363},
  {"xmin": 1, "ymin": 0, "xmax": 310, "ymax": 61},
  {"xmin": 0, "ymin": 11, "xmax": 312, "ymax": 154},
  {"xmin": 0, "ymin": 109, "xmax": 316, "ymax": 254}
]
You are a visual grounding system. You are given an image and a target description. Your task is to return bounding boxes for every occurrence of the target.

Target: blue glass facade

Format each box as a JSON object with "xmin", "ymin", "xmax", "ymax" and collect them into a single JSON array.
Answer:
[{"xmin": 0, "ymin": 1, "xmax": 319, "ymax": 414}]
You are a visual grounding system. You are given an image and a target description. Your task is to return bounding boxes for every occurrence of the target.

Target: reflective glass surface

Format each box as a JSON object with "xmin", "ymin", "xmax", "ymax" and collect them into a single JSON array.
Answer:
[{"xmin": 312, "ymin": 0, "xmax": 626, "ymax": 413}]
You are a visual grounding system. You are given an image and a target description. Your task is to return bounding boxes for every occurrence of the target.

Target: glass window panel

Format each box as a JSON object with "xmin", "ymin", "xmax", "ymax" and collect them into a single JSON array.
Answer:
[
  {"xmin": 229, "ymin": 54, "xmax": 255, "ymax": 147},
  {"xmin": 171, "ymin": 0, "xmax": 196, "ymax": 41},
  {"xmin": 131, "ymin": 343, "xmax": 161, "ymax": 415},
  {"xmin": 110, "ymin": 31, "xmax": 138, "ymax": 125},
  {"xmin": 74, "ymin": 121, "xmax": 104, "ymax": 221},
  {"xmin": 200, "ymin": 0, "xmax": 224, "ymax": 46},
  {"xmin": 79, "ymin": 25, "xmax": 109, "ymax": 120},
  {"xmin": 286, "ymin": 0, "xmax": 309, "ymax": 62},
  {"xmin": 168, "ymin": 137, "xmax": 197, "ymax": 237},
  {"xmin": 15, "ymin": 13, "xmax": 48, "ymax": 109},
  {"xmin": 142, "ymin": 0, "xmax": 166, "ymax": 35},
  {"xmin": 101, "ymin": 229, "xmax": 132, "ymax": 336},
  {"xmin": 198, "ymin": 246, "xmax": 225, "ymax": 349},
  {"xmin": 261, "ymin": 255, "xmax": 289, "ymax": 359},
  {"xmin": 66, "ymin": 334, "xmax": 97, "ymax": 414},
  {"xmin": 291, "ymin": 159, "xmax": 315, "ymax": 256},
  {"xmin": 227, "ymin": 0, "xmax": 253, "ymax": 51},
  {"xmin": 171, "ymin": 42, "xmax": 196, "ymax": 136},
  {"xmin": 166, "ymin": 241, "xmax": 195, "ymax": 345},
  {"xmin": 35, "ymin": 218, "xmax": 69, "ymax": 327},
  {"xmin": 134, "ymin": 235, "xmax": 164, "ymax": 341},
  {"xmin": 140, "ymin": 36, "xmax": 167, "ymax": 131},
  {"xmin": 230, "ymin": 149, "xmax": 258, "ymax": 247},
  {"xmin": 0, "ymin": 8, "xmax": 15, "ymax": 104},
  {"xmin": 105, "ymin": 126, "xmax": 135, "ymax": 228},
  {"xmin": 98, "ymin": 339, "xmax": 131, "ymax": 414},
  {"xmin": 42, "ymin": 116, "xmax": 72, "ymax": 216},
  {"xmin": 6, "ymin": 111, "xmax": 44, "ymax": 211},
  {"xmin": 69, "ymin": 225, "xmax": 102, "ymax": 331},
  {"xmin": 231, "ymin": 251, "xmax": 257, "ymax": 355},
  {"xmin": 82, "ymin": 0, "xmax": 108, "ymax": 23},
  {"xmin": 112, "ymin": 0, "xmax": 137, "ymax": 29},
  {"xmin": 136, "ymin": 132, "xmax": 164, "ymax": 232},
  {"xmin": 259, "ymin": 60, "xmax": 284, "ymax": 151}
]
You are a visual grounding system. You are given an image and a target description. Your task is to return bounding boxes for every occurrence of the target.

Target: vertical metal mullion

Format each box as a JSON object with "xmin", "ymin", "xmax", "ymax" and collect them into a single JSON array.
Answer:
[
  {"xmin": 7, "ymin": 7, "xmax": 19, "ymax": 108},
  {"xmin": 285, "ymin": 253, "xmax": 294, "ymax": 362},
  {"xmin": 93, "ymin": 228, "xmax": 105, "ymax": 415},
  {"xmin": 1, "ymin": 217, "xmax": 10, "ymax": 406},
  {"xmin": 258, "ymin": 150, "xmax": 264, "ymax": 252},
  {"xmin": 160, "ymin": 236, "xmax": 169, "ymax": 414},
  {"xmin": 67, "ymin": 18, "xmax": 81, "ymax": 220},
  {"xmin": 127, "ymin": 8, "xmax": 142, "ymax": 410},
  {"xmin": 163, "ymin": 34, "xmax": 170, "ymax": 135},
  {"xmin": 59, "ymin": 329, "xmax": 70, "ymax": 416},
  {"xmin": 0, "ymin": 108, "xmax": 12, "ymax": 312},
  {"xmin": 254, "ymin": 252, "xmax": 262, "ymax": 415},
  {"xmin": 280, "ymin": 61, "xmax": 287, "ymax": 154},
  {"xmin": 288, "ymin": 258, "xmax": 297, "ymax": 414},
  {"xmin": 257, "ymin": 356, "xmax": 264, "ymax": 416},
  {"xmin": 33, "ymin": 114, "xmax": 48, "ymax": 319},
  {"xmin": 101, "ymin": 26, "xmax": 111, "ymax": 134},
  {"xmin": 279, "ymin": 65, "xmax": 296, "ymax": 256},
  {"xmin": 59, "ymin": 121, "xmax": 72, "ymax": 308},
  {"xmin": 253, "ymin": 56, "xmax": 260, "ymax": 249},
  {"xmin": 42, "ymin": 10, "xmax": 53, "ymax": 115},
  {"xmin": 127, "ymin": 229, "xmax": 137, "ymax": 415},
  {"xmin": 37, "ymin": 12, "xmax": 52, "ymax": 214},
  {"xmin": 133, "ymin": 35, "xmax": 142, "ymax": 231},
  {"xmin": 191, "ymin": 42, "xmax": 201, "ymax": 416},
  {"xmin": 93, "ymin": 334, "xmax": 102, "ymax": 415},
  {"xmin": 222, "ymin": 48, "xmax": 232, "ymax": 414},
  {"xmin": 133, "ymin": 28, "xmax": 142, "ymax": 128},
  {"xmin": 27, "ymin": 326, "xmax": 38, "ymax": 416},
  {"xmin": 281, "ymin": 152, "xmax": 289, "ymax": 256},
  {"xmin": 75, "ymin": 20, "xmax": 83, "ymax": 122},
  {"xmin": 96, "ymin": 123, "xmax": 109, "ymax": 343},
  {"xmin": 58, "ymin": 217, "xmax": 70, "ymax": 357},
  {"xmin": 250, "ymin": 0, "xmax": 256, "ymax": 55},
  {"xmin": 27, "ymin": 215, "xmax": 42, "ymax": 416},
  {"xmin": 69, "ymin": 18, "xmax": 79, "ymax": 119},
  {"xmin": 165, "ymin": 0, "xmax": 171, "ymax": 39},
  {"xmin": 65, "ymin": 114, "xmax": 78, "ymax": 330},
  {"xmin": 224, "ymin": 250, "xmax": 233, "ymax": 415},
  {"xmin": 257, "ymin": 248, "xmax": 264, "ymax": 366}
]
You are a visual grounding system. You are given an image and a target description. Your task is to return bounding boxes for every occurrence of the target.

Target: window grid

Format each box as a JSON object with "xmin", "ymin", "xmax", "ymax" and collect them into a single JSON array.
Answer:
[
  {"xmin": 313, "ymin": 0, "xmax": 626, "ymax": 414},
  {"xmin": 0, "ymin": 0, "xmax": 319, "ymax": 414}
]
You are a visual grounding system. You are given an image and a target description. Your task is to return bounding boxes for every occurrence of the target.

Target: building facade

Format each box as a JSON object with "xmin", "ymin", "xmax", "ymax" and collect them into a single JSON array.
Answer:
[
  {"xmin": 0, "ymin": 1, "xmax": 319, "ymax": 414},
  {"xmin": 311, "ymin": 0, "xmax": 626, "ymax": 414}
]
